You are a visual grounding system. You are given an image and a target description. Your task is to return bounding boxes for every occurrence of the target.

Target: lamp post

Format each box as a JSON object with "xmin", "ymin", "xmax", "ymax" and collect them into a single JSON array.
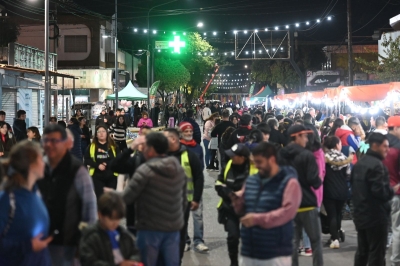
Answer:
[
  {"xmin": 147, "ymin": 0, "xmax": 178, "ymax": 107},
  {"xmin": 44, "ymin": 0, "xmax": 50, "ymax": 126},
  {"xmin": 114, "ymin": 0, "xmax": 118, "ymax": 109}
]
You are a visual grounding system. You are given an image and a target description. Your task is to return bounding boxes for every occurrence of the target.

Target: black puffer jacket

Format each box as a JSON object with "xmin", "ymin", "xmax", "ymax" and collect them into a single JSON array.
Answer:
[
  {"xmin": 79, "ymin": 222, "xmax": 140, "ymax": 265},
  {"xmin": 323, "ymin": 156, "xmax": 351, "ymax": 201},
  {"xmin": 351, "ymin": 149, "xmax": 394, "ymax": 230},
  {"xmin": 279, "ymin": 143, "xmax": 321, "ymax": 208}
]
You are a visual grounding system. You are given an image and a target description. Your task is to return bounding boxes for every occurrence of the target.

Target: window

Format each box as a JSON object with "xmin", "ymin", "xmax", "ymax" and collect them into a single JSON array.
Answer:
[{"xmin": 64, "ymin": 35, "xmax": 87, "ymax": 53}]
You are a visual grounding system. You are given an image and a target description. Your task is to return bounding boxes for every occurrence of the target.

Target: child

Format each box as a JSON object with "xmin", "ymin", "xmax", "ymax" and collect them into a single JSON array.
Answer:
[{"xmin": 79, "ymin": 192, "xmax": 142, "ymax": 266}]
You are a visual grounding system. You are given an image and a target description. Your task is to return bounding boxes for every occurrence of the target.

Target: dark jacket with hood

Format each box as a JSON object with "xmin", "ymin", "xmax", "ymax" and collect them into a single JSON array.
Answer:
[
  {"xmin": 95, "ymin": 113, "xmax": 112, "ymax": 128},
  {"xmin": 168, "ymin": 145, "xmax": 204, "ymax": 203},
  {"xmin": 123, "ymin": 156, "xmax": 187, "ymax": 232},
  {"xmin": 351, "ymin": 149, "xmax": 394, "ymax": 230},
  {"xmin": 68, "ymin": 123, "xmax": 83, "ymax": 161},
  {"xmin": 79, "ymin": 222, "xmax": 140, "ymax": 265},
  {"xmin": 12, "ymin": 119, "xmax": 27, "ymax": 142},
  {"xmin": 279, "ymin": 143, "xmax": 321, "ymax": 208},
  {"xmin": 182, "ymin": 117, "xmax": 202, "ymax": 145},
  {"xmin": 383, "ymin": 133, "xmax": 400, "ymax": 195}
]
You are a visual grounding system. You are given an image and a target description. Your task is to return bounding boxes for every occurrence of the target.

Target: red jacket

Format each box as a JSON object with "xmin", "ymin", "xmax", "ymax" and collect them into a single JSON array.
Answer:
[{"xmin": 382, "ymin": 133, "xmax": 400, "ymax": 195}]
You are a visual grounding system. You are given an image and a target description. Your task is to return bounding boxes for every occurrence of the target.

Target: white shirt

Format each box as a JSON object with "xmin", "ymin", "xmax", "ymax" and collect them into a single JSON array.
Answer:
[{"xmin": 202, "ymin": 107, "xmax": 212, "ymax": 120}]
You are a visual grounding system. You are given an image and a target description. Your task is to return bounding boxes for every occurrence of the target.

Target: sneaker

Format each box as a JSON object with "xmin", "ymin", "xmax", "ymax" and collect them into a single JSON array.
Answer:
[
  {"xmin": 184, "ymin": 243, "xmax": 190, "ymax": 252},
  {"xmin": 298, "ymin": 247, "xmax": 304, "ymax": 254},
  {"xmin": 339, "ymin": 229, "xmax": 346, "ymax": 242},
  {"xmin": 300, "ymin": 248, "xmax": 312, "ymax": 256},
  {"xmin": 330, "ymin": 239, "xmax": 340, "ymax": 249},
  {"xmin": 195, "ymin": 243, "xmax": 209, "ymax": 253}
]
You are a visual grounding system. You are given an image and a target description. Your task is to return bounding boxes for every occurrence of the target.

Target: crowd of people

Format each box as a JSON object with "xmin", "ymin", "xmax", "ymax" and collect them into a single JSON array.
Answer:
[{"xmin": 0, "ymin": 101, "xmax": 399, "ymax": 266}]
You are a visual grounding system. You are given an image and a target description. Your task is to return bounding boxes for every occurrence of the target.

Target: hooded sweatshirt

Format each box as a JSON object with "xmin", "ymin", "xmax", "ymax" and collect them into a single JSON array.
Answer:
[
  {"xmin": 122, "ymin": 156, "xmax": 187, "ymax": 232},
  {"xmin": 279, "ymin": 143, "xmax": 321, "ymax": 208},
  {"xmin": 383, "ymin": 133, "xmax": 400, "ymax": 195}
]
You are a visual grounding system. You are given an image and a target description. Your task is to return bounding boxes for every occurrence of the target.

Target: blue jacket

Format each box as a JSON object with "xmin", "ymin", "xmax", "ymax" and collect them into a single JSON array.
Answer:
[
  {"xmin": 68, "ymin": 123, "xmax": 83, "ymax": 160},
  {"xmin": 0, "ymin": 187, "xmax": 51, "ymax": 266},
  {"xmin": 241, "ymin": 166, "xmax": 296, "ymax": 260},
  {"xmin": 185, "ymin": 143, "xmax": 204, "ymax": 170}
]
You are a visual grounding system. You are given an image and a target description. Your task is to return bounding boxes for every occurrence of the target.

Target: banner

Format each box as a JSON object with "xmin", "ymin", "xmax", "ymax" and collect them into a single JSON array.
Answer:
[
  {"xmin": 249, "ymin": 84, "xmax": 255, "ymax": 96},
  {"xmin": 150, "ymin": 81, "xmax": 160, "ymax": 96}
]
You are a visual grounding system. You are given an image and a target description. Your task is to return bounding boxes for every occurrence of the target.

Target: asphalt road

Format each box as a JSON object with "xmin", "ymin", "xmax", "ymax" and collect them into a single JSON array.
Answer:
[{"xmin": 182, "ymin": 168, "xmax": 394, "ymax": 266}]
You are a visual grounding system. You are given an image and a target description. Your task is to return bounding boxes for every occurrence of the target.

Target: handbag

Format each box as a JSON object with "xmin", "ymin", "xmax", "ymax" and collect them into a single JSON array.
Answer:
[
  {"xmin": 208, "ymin": 137, "xmax": 219, "ymax": 150},
  {"xmin": 1, "ymin": 191, "xmax": 16, "ymax": 238}
]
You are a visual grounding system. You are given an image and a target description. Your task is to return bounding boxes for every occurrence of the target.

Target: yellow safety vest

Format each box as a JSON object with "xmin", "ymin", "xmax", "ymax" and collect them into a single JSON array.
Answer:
[
  {"xmin": 181, "ymin": 151, "xmax": 194, "ymax": 202},
  {"xmin": 89, "ymin": 143, "xmax": 118, "ymax": 177},
  {"xmin": 216, "ymin": 159, "xmax": 258, "ymax": 208}
]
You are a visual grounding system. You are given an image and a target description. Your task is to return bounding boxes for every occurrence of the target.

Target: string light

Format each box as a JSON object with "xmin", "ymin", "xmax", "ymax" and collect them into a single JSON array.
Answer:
[
  {"xmin": 265, "ymin": 28, "xmax": 268, "ymax": 31},
  {"xmin": 134, "ymin": 28, "xmax": 137, "ymax": 32},
  {"xmin": 244, "ymin": 30, "xmax": 248, "ymax": 34},
  {"xmin": 153, "ymin": 30, "xmax": 157, "ymax": 34},
  {"xmin": 144, "ymin": 29, "xmax": 147, "ymax": 33},
  {"xmin": 275, "ymin": 26, "xmax": 279, "ymax": 30}
]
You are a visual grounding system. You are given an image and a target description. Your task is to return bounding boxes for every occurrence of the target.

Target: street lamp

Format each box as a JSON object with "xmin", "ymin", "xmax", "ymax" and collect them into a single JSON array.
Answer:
[{"xmin": 147, "ymin": 0, "xmax": 178, "ymax": 108}]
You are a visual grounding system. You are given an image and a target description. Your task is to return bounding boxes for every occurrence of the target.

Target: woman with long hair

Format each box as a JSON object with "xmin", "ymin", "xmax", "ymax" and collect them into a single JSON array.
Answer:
[
  {"xmin": 328, "ymin": 118, "xmax": 344, "ymax": 137},
  {"xmin": 321, "ymin": 118, "xmax": 333, "ymax": 141},
  {"xmin": 0, "ymin": 121, "xmax": 16, "ymax": 158},
  {"xmin": 79, "ymin": 117, "xmax": 91, "ymax": 156},
  {"xmin": 109, "ymin": 115, "xmax": 128, "ymax": 151},
  {"xmin": 323, "ymin": 136, "xmax": 351, "ymax": 248},
  {"xmin": 72, "ymin": 109, "xmax": 83, "ymax": 119},
  {"xmin": 203, "ymin": 113, "xmax": 220, "ymax": 170},
  {"xmin": 0, "ymin": 140, "xmax": 52, "ymax": 265},
  {"xmin": 84, "ymin": 126, "xmax": 120, "ymax": 198},
  {"xmin": 27, "ymin": 126, "xmax": 41, "ymax": 142},
  {"xmin": 229, "ymin": 115, "xmax": 239, "ymax": 128},
  {"xmin": 137, "ymin": 111, "xmax": 153, "ymax": 134}
]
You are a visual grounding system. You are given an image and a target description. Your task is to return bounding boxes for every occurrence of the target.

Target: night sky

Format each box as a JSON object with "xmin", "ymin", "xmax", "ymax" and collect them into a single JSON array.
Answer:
[{"xmin": 1, "ymin": 0, "xmax": 399, "ymax": 77}]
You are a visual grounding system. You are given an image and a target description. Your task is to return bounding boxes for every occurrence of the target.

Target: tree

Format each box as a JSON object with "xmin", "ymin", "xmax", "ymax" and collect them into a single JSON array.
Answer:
[
  {"xmin": 270, "ymin": 61, "xmax": 300, "ymax": 91},
  {"xmin": 180, "ymin": 33, "xmax": 218, "ymax": 104},
  {"xmin": 135, "ymin": 59, "xmax": 147, "ymax": 87},
  {"xmin": 356, "ymin": 35, "xmax": 400, "ymax": 82},
  {"xmin": 154, "ymin": 57, "xmax": 190, "ymax": 104},
  {"xmin": 0, "ymin": 19, "xmax": 20, "ymax": 47}
]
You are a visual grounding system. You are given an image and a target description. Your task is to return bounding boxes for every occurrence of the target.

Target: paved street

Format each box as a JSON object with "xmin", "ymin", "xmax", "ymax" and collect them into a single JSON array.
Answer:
[{"xmin": 182, "ymin": 168, "xmax": 394, "ymax": 266}]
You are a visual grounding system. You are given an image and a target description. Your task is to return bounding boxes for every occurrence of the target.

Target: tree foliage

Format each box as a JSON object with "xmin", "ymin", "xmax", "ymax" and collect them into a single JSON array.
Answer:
[
  {"xmin": 250, "ymin": 45, "xmax": 326, "ymax": 91},
  {"xmin": 155, "ymin": 57, "xmax": 190, "ymax": 104},
  {"xmin": 0, "ymin": 19, "xmax": 20, "ymax": 47},
  {"xmin": 356, "ymin": 35, "xmax": 400, "ymax": 82}
]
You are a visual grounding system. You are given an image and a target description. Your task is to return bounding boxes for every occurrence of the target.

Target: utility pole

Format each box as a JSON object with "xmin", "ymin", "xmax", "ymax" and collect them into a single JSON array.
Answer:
[
  {"xmin": 44, "ymin": 0, "xmax": 50, "ymax": 126},
  {"xmin": 347, "ymin": 0, "xmax": 353, "ymax": 86},
  {"xmin": 115, "ymin": 0, "xmax": 119, "ymax": 109}
]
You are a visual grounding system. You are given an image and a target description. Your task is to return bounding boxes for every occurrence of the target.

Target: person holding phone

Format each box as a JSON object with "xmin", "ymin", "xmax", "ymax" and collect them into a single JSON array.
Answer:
[
  {"xmin": 0, "ymin": 141, "xmax": 53, "ymax": 265},
  {"xmin": 137, "ymin": 111, "xmax": 153, "ymax": 135}
]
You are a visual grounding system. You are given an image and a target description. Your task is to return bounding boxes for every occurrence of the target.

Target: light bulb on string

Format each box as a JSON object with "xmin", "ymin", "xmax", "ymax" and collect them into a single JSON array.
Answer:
[
  {"xmin": 275, "ymin": 26, "xmax": 278, "ymax": 30},
  {"xmin": 327, "ymin": 16, "xmax": 332, "ymax": 21},
  {"xmin": 265, "ymin": 28, "xmax": 268, "ymax": 31},
  {"xmin": 244, "ymin": 30, "xmax": 248, "ymax": 34},
  {"xmin": 317, "ymin": 19, "xmax": 320, "ymax": 23},
  {"xmin": 295, "ymin": 23, "xmax": 299, "ymax": 27},
  {"xmin": 306, "ymin": 21, "xmax": 310, "ymax": 25}
]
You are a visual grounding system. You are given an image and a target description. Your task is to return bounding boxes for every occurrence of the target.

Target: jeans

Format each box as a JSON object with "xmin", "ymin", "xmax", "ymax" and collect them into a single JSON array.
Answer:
[
  {"xmin": 292, "ymin": 209, "xmax": 323, "ymax": 266},
  {"xmin": 324, "ymin": 198, "xmax": 345, "ymax": 240},
  {"xmin": 392, "ymin": 196, "xmax": 400, "ymax": 265},
  {"xmin": 186, "ymin": 199, "xmax": 205, "ymax": 246},
  {"xmin": 354, "ymin": 225, "xmax": 388, "ymax": 266},
  {"xmin": 240, "ymin": 255, "xmax": 291, "ymax": 266},
  {"xmin": 203, "ymin": 139, "xmax": 211, "ymax": 167},
  {"xmin": 180, "ymin": 203, "xmax": 191, "ymax": 263},
  {"xmin": 48, "ymin": 245, "xmax": 76, "ymax": 266},
  {"xmin": 302, "ymin": 229, "xmax": 311, "ymax": 249},
  {"xmin": 136, "ymin": 230, "xmax": 180, "ymax": 266}
]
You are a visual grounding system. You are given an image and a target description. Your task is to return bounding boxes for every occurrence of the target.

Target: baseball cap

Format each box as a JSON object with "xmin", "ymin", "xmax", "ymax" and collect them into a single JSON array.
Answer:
[
  {"xmin": 179, "ymin": 122, "xmax": 193, "ymax": 132},
  {"xmin": 287, "ymin": 124, "xmax": 313, "ymax": 137},
  {"xmin": 225, "ymin": 143, "xmax": 250, "ymax": 158},
  {"xmin": 388, "ymin": 116, "xmax": 400, "ymax": 127}
]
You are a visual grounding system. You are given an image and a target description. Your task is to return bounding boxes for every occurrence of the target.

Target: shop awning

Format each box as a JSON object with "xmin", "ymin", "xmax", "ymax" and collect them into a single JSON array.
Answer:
[
  {"xmin": 106, "ymin": 81, "xmax": 147, "ymax": 100},
  {"xmin": 342, "ymin": 83, "xmax": 392, "ymax": 102}
]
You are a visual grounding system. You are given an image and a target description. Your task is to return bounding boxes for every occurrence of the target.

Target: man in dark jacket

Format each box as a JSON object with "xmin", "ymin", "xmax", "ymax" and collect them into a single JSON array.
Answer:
[
  {"xmin": 384, "ymin": 116, "xmax": 400, "ymax": 265},
  {"xmin": 151, "ymin": 103, "xmax": 161, "ymax": 127},
  {"xmin": 182, "ymin": 109, "xmax": 201, "ymax": 145},
  {"xmin": 163, "ymin": 128, "xmax": 205, "ymax": 259},
  {"xmin": 67, "ymin": 118, "xmax": 83, "ymax": 161},
  {"xmin": 227, "ymin": 114, "xmax": 253, "ymax": 148},
  {"xmin": 267, "ymin": 118, "xmax": 287, "ymax": 146},
  {"xmin": 13, "ymin": 109, "xmax": 27, "ymax": 141},
  {"xmin": 278, "ymin": 124, "xmax": 323, "ymax": 266},
  {"xmin": 123, "ymin": 132, "xmax": 187, "ymax": 266},
  {"xmin": 95, "ymin": 109, "xmax": 111, "ymax": 129},
  {"xmin": 352, "ymin": 132, "xmax": 397, "ymax": 266}
]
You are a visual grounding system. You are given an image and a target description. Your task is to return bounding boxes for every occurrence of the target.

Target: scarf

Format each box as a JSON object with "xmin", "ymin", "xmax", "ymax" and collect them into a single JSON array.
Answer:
[
  {"xmin": 180, "ymin": 139, "xmax": 197, "ymax": 147},
  {"xmin": 325, "ymin": 149, "xmax": 351, "ymax": 173}
]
